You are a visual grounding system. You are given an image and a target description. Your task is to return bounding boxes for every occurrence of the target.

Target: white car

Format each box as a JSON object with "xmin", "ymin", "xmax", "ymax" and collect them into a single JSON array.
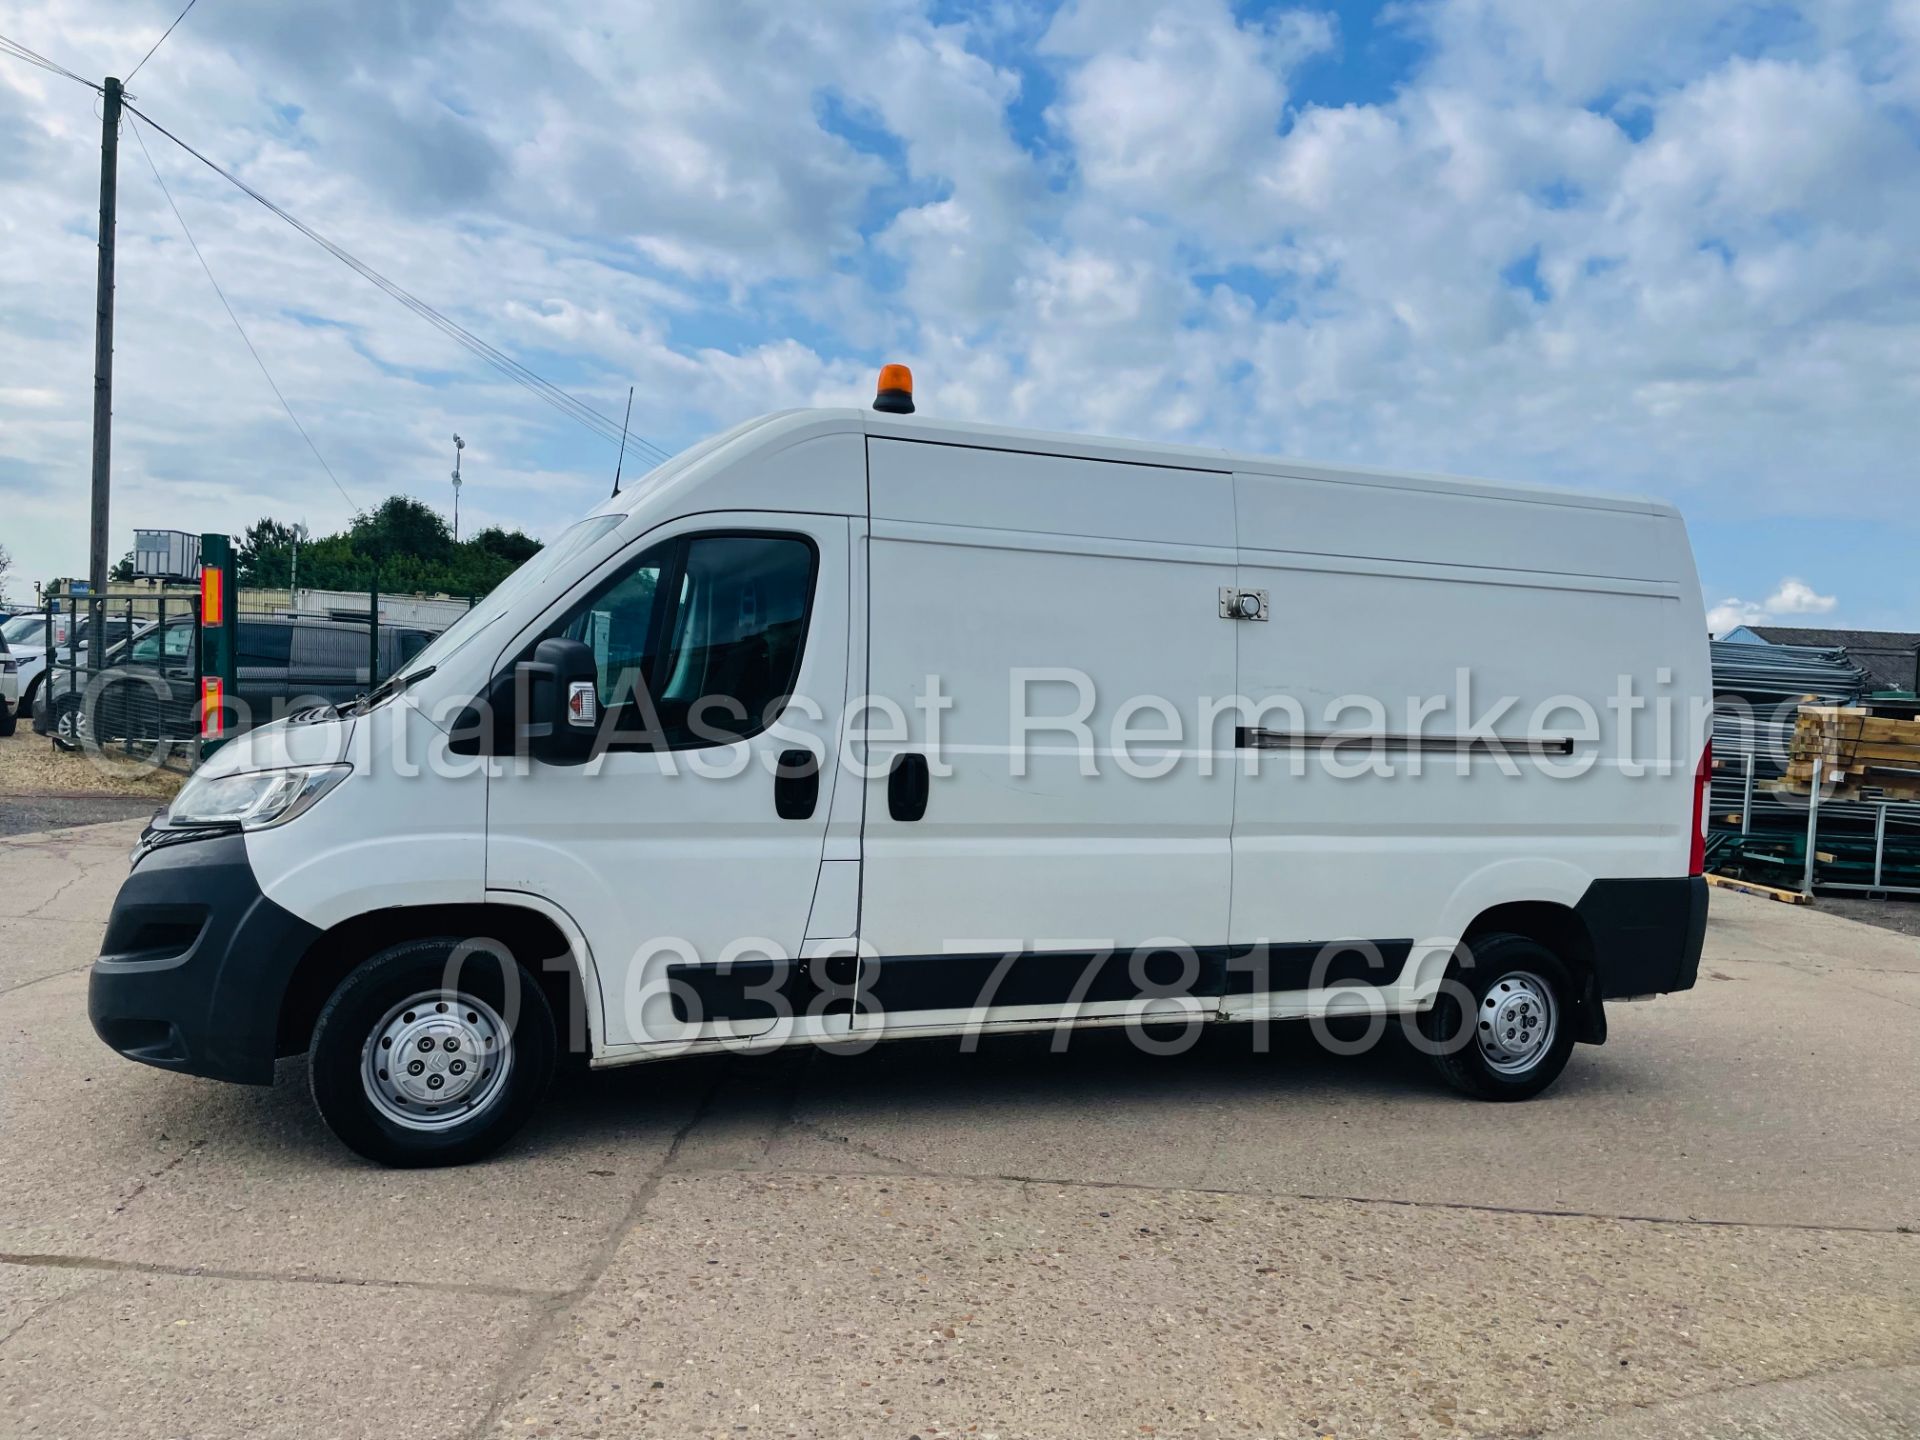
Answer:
[
  {"xmin": 0, "ymin": 631, "xmax": 17, "ymax": 736},
  {"xmin": 0, "ymin": 612, "xmax": 148, "ymax": 721}
]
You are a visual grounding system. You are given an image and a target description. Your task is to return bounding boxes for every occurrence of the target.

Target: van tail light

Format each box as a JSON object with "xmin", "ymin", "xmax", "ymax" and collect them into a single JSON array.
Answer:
[
  {"xmin": 201, "ymin": 677, "xmax": 225, "ymax": 741},
  {"xmin": 1690, "ymin": 739, "xmax": 1711, "ymax": 876}
]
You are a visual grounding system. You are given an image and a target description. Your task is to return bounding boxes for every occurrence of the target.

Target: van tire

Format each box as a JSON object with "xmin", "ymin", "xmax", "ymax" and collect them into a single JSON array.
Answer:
[
  {"xmin": 309, "ymin": 938, "xmax": 556, "ymax": 1167},
  {"xmin": 0, "ymin": 704, "xmax": 14, "ymax": 737},
  {"xmin": 1419, "ymin": 934, "xmax": 1577, "ymax": 1101}
]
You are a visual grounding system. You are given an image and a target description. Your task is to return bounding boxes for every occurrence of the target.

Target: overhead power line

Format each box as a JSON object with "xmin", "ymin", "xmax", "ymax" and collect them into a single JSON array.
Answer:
[
  {"xmin": 123, "ymin": 100, "xmax": 673, "ymax": 466},
  {"xmin": 0, "ymin": 31, "xmax": 98, "ymax": 89},
  {"xmin": 129, "ymin": 112, "xmax": 361, "ymax": 516},
  {"xmin": 126, "ymin": 0, "xmax": 199, "ymax": 84}
]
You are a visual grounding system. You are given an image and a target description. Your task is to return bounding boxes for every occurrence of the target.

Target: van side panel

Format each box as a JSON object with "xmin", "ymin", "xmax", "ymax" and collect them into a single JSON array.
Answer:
[
  {"xmin": 1229, "ymin": 470, "xmax": 1709, "ymax": 1002},
  {"xmin": 858, "ymin": 439, "xmax": 1237, "ymax": 1023}
]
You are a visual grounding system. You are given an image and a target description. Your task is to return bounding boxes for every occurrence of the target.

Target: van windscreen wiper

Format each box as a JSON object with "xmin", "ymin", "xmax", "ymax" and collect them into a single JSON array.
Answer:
[{"xmin": 350, "ymin": 665, "xmax": 436, "ymax": 715}]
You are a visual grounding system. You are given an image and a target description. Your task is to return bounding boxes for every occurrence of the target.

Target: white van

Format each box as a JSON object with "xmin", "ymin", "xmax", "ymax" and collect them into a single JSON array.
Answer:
[{"xmin": 91, "ymin": 373, "xmax": 1712, "ymax": 1166}]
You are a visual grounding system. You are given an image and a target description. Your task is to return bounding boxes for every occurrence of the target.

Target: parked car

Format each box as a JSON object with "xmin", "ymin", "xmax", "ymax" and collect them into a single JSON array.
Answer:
[
  {"xmin": 1, "ymin": 611, "xmax": 148, "ymax": 721},
  {"xmin": 0, "ymin": 630, "xmax": 17, "ymax": 737},
  {"xmin": 50, "ymin": 615, "xmax": 441, "ymax": 747},
  {"xmin": 89, "ymin": 375, "xmax": 1711, "ymax": 1167}
]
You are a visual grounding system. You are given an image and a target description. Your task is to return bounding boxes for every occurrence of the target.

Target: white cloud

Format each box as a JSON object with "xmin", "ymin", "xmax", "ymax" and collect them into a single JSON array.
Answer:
[
  {"xmin": 1707, "ymin": 578, "xmax": 1840, "ymax": 635},
  {"xmin": 1043, "ymin": 0, "xmax": 1332, "ymax": 206},
  {"xmin": 1767, "ymin": 578, "xmax": 1841, "ymax": 615},
  {"xmin": 1405, "ymin": 0, "xmax": 1754, "ymax": 102},
  {"xmin": 1707, "ymin": 598, "xmax": 1772, "ymax": 635},
  {"xmin": 0, "ymin": 0, "xmax": 1917, "ymax": 622}
]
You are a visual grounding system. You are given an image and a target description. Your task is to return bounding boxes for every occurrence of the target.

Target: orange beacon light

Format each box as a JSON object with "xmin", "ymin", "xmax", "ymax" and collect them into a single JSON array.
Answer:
[{"xmin": 873, "ymin": 363, "xmax": 914, "ymax": 414}]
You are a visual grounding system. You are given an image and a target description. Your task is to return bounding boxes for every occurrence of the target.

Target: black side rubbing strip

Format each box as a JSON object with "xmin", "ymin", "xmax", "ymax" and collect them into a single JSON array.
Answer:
[
  {"xmin": 858, "ymin": 941, "xmax": 1415, "ymax": 1016},
  {"xmin": 666, "ymin": 958, "xmax": 795, "ymax": 1023}
]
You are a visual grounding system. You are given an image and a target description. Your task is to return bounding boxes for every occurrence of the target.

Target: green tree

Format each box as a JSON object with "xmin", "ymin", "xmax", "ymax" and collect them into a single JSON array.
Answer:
[
  {"xmin": 110, "ymin": 551, "xmax": 135, "ymax": 582},
  {"xmin": 349, "ymin": 497, "xmax": 453, "ymax": 569},
  {"xmin": 235, "ymin": 518, "xmax": 300, "ymax": 586},
  {"xmin": 220, "ymin": 500, "xmax": 539, "ymax": 599},
  {"xmin": 469, "ymin": 526, "xmax": 542, "ymax": 567}
]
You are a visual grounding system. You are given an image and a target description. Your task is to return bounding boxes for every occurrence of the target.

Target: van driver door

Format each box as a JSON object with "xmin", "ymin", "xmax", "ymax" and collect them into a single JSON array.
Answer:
[{"xmin": 485, "ymin": 513, "xmax": 854, "ymax": 1050}]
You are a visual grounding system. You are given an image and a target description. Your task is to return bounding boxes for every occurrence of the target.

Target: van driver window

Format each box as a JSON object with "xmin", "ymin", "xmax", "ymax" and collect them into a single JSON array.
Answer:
[{"xmin": 550, "ymin": 533, "xmax": 814, "ymax": 748}]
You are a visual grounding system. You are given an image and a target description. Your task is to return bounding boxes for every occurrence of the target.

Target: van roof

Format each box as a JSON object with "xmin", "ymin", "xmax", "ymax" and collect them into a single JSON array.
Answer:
[{"xmin": 604, "ymin": 407, "xmax": 1677, "ymax": 522}]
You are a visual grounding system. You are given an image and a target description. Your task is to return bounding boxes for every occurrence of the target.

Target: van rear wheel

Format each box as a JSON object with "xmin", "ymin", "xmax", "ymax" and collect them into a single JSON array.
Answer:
[
  {"xmin": 1419, "ymin": 934, "xmax": 1576, "ymax": 1101},
  {"xmin": 309, "ymin": 938, "xmax": 556, "ymax": 1167}
]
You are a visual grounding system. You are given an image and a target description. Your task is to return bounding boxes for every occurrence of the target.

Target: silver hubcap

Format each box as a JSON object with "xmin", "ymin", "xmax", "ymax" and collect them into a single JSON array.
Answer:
[
  {"xmin": 360, "ymin": 991, "xmax": 513, "ymax": 1132},
  {"xmin": 1476, "ymin": 970, "xmax": 1557, "ymax": 1074}
]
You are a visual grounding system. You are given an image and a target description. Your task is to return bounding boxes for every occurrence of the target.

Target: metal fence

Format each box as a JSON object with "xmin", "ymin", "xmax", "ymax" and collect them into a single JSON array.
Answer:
[
  {"xmin": 1708, "ymin": 638, "xmax": 1920, "ymax": 896},
  {"xmin": 30, "ymin": 582, "xmax": 467, "ymax": 768},
  {"xmin": 34, "ymin": 591, "xmax": 203, "ymax": 769}
]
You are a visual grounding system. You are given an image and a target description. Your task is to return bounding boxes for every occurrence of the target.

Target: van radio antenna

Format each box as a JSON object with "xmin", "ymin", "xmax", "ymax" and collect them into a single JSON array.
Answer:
[{"xmin": 610, "ymin": 386, "xmax": 635, "ymax": 498}]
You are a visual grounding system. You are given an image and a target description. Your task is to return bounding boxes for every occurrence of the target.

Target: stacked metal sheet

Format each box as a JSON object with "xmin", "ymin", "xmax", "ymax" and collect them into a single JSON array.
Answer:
[
  {"xmin": 1709, "ymin": 640, "xmax": 1869, "ymax": 705},
  {"xmin": 1708, "ymin": 639, "xmax": 1920, "ymax": 891}
]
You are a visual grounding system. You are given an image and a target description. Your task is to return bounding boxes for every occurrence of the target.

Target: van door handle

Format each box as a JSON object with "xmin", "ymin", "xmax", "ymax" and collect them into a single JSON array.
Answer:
[
  {"xmin": 774, "ymin": 749, "xmax": 820, "ymax": 820},
  {"xmin": 888, "ymin": 752, "xmax": 930, "ymax": 822}
]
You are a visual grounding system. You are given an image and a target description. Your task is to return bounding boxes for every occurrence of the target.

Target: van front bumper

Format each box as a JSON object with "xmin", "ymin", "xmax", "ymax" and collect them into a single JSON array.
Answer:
[{"xmin": 89, "ymin": 830, "xmax": 321, "ymax": 1085}]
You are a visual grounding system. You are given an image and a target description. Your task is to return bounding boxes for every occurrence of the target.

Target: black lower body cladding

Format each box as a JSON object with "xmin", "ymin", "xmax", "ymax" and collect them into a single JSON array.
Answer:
[
  {"xmin": 1575, "ymin": 875, "xmax": 1708, "ymax": 999},
  {"xmin": 89, "ymin": 831, "xmax": 321, "ymax": 1084},
  {"xmin": 87, "ymin": 829, "xmax": 1706, "ymax": 1085}
]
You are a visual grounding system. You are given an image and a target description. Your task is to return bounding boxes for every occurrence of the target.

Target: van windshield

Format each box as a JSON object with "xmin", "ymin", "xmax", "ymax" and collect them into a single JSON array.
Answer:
[{"xmin": 383, "ymin": 515, "xmax": 623, "ymax": 687}]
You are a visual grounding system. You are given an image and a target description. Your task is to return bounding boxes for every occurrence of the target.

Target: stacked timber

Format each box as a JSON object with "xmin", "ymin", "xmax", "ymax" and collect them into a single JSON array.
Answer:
[{"xmin": 1782, "ymin": 706, "xmax": 1920, "ymax": 801}]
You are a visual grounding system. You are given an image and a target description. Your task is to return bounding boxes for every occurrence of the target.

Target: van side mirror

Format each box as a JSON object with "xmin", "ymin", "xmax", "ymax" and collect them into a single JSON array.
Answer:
[
  {"xmin": 518, "ymin": 637, "xmax": 599, "ymax": 763},
  {"xmin": 446, "ymin": 637, "xmax": 600, "ymax": 761}
]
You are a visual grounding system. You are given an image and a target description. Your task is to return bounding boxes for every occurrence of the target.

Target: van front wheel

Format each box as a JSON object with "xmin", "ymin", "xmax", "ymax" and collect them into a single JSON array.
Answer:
[
  {"xmin": 1419, "ymin": 934, "xmax": 1577, "ymax": 1101},
  {"xmin": 309, "ymin": 938, "xmax": 556, "ymax": 1167}
]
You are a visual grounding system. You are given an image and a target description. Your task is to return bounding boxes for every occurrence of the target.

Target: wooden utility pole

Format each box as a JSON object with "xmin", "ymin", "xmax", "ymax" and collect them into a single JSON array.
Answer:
[{"xmin": 88, "ymin": 76, "xmax": 122, "ymax": 624}]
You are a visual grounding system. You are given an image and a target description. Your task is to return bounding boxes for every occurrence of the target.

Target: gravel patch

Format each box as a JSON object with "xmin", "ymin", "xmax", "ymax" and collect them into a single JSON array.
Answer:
[{"xmin": 0, "ymin": 728, "xmax": 180, "ymax": 834}]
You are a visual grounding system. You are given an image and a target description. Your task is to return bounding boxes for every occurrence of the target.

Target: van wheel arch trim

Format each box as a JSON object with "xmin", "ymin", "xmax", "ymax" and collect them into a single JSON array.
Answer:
[{"xmin": 277, "ymin": 897, "xmax": 599, "ymax": 1063}]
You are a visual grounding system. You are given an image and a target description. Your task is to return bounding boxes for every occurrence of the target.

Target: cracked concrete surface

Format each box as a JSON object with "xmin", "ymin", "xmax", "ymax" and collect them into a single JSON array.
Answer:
[{"xmin": 0, "ymin": 816, "xmax": 1914, "ymax": 1438}]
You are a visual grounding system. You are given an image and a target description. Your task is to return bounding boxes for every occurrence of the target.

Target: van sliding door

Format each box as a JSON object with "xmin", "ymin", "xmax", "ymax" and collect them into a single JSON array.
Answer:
[{"xmin": 856, "ymin": 438, "xmax": 1238, "ymax": 1034}]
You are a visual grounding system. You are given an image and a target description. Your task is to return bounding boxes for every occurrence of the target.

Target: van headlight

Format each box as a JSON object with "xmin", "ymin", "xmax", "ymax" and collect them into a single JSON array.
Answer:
[{"xmin": 168, "ymin": 764, "xmax": 351, "ymax": 830}]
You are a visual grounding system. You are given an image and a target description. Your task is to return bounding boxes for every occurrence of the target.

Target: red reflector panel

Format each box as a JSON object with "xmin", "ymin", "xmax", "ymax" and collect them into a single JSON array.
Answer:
[
  {"xmin": 201, "ymin": 677, "xmax": 224, "ymax": 740},
  {"xmin": 1690, "ymin": 739, "xmax": 1711, "ymax": 876}
]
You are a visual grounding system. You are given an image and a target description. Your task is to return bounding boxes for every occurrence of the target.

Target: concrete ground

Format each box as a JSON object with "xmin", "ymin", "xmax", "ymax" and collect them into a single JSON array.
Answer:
[
  {"xmin": 0, "ymin": 818, "xmax": 1913, "ymax": 1439},
  {"xmin": 1816, "ymin": 892, "xmax": 1920, "ymax": 939},
  {"xmin": 0, "ymin": 793, "xmax": 158, "ymax": 838}
]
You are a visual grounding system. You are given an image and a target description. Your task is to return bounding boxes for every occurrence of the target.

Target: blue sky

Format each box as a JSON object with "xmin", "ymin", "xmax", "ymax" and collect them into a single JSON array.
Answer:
[{"xmin": 1, "ymin": 0, "xmax": 1917, "ymax": 633}]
